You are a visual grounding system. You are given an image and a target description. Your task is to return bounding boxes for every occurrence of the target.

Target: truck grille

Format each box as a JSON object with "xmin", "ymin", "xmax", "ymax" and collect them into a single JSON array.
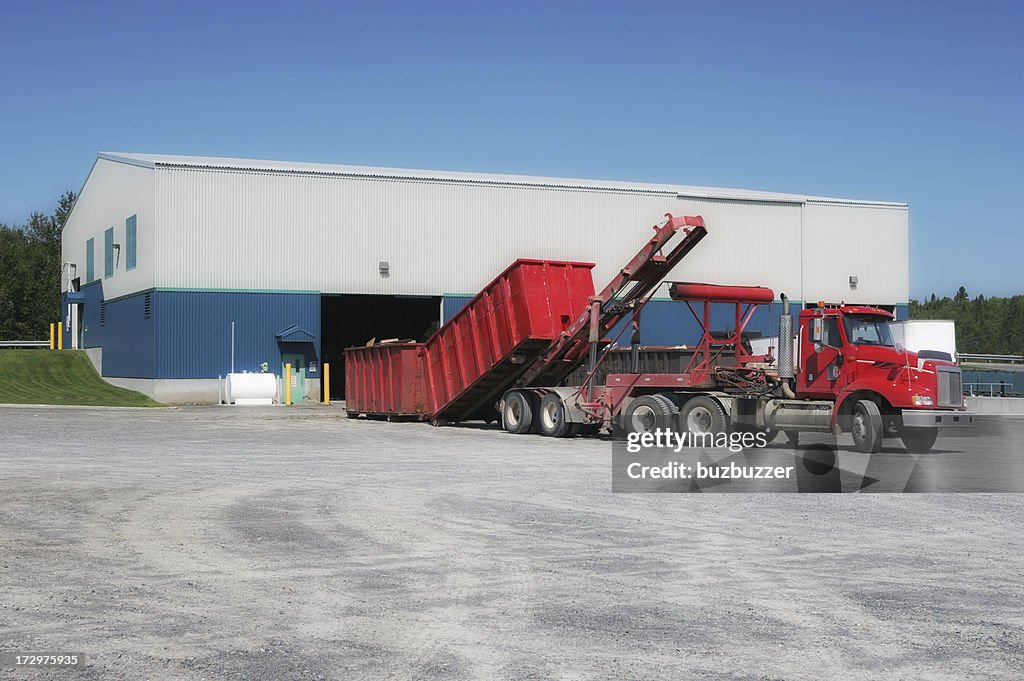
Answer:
[{"xmin": 936, "ymin": 366, "xmax": 962, "ymax": 407}]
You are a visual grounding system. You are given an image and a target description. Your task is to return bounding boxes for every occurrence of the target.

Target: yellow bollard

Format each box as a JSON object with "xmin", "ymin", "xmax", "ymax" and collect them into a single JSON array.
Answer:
[
  {"xmin": 323, "ymin": 362, "xmax": 330, "ymax": 406},
  {"xmin": 284, "ymin": 363, "xmax": 292, "ymax": 406},
  {"xmin": 57, "ymin": 323, "xmax": 63, "ymax": 350},
  {"xmin": 49, "ymin": 323, "xmax": 55, "ymax": 350}
]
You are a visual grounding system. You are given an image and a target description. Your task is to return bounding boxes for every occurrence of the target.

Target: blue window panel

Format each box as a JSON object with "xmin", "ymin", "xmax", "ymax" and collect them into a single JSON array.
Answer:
[
  {"xmin": 85, "ymin": 238, "xmax": 94, "ymax": 282},
  {"xmin": 126, "ymin": 215, "xmax": 137, "ymax": 271},
  {"xmin": 104, "ymin": 227, "xmax": 114, "ymax": 278}
]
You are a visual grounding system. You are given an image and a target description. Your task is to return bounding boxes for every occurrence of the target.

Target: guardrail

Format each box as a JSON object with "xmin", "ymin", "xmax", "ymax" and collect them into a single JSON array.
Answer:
[
  {"xmin": 959, "ymin": 353, "xmax": 1024, "ymax": 364},
  {"xmin": 964, "ymin": 382, "xmax": 1023, "ymax": 397},
  {"xmin": 0, "ymin": 341, "xmax": 50, "ymax": 348}
]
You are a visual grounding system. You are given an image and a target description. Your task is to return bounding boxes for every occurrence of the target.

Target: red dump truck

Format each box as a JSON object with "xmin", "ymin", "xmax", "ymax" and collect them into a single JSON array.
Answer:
[{"xmin": 346, "ymin": 215, "xmax": 973, "ymax": 452}]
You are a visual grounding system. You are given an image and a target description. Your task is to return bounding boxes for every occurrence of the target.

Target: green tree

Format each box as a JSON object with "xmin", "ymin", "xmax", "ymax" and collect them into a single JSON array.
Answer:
[
  {"xmin": 912, "ymin": 287, "xmax": 1024, "ymax": 355},
  {"xmin": 0, "ymin": 191, "xmax": 76, "ymax": 341}
]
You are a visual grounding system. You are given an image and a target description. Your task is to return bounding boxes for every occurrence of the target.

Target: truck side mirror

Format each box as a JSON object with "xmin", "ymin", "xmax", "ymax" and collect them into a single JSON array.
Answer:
[{"xmin": 812, "ymin": 318, "xmax": 823, "ymax": 343}]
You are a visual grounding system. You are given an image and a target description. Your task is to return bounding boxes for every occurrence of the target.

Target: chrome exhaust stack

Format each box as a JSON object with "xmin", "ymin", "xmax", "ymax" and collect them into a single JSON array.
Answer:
[{"xmin": 777, "ymin": 293, "xmax": 796, "ymax": 398}]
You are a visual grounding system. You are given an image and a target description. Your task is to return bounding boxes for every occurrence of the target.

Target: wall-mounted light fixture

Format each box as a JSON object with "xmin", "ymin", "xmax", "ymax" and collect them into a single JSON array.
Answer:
[
  {"xmin": 379, "ymin": 261, "xmax": 390, "ymax": 278},
  {"xmin": 849, "ymin": 275, "xmax": 858, "ymax": 290}
]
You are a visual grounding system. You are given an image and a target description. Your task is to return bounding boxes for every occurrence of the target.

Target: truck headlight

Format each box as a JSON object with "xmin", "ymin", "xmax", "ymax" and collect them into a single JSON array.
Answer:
[{"xmin": 911, "ymin": 395, "xmax": 934, "ymax": 406}]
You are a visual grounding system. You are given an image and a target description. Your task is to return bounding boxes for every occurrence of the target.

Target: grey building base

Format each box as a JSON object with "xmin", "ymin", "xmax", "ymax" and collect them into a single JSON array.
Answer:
[
  {"xmin": 105, "ymin": 378, "xmax": 224, "ymax": 405},
  {"xmin": 103, "ymin": 376, "xmax": 322, "ymax": 405},
  {"xmin": 85, "ymin": 347, "xmax": 103, "ymax": 375}
]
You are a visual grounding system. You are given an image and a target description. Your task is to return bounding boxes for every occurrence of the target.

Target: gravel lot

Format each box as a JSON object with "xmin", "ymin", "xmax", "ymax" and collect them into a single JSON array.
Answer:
[{"xmin": 1, "ymin": 406, "xmax": 1023, "ymax": 680}]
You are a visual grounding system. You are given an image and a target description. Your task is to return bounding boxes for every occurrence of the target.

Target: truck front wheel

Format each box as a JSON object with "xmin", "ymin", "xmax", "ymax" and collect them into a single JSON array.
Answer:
[
  {"xmin": 901, "ymin": 427, "xmax": 939, "ymax": 453},
  {"xmin": 851, "ymin": 400, "xmax": 884, "ymax": 453}
]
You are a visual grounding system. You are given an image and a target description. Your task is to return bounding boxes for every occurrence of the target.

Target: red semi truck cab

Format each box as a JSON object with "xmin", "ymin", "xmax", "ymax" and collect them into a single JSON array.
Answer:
[{"xmin": 794, "ymin": 305, "xmax": 972, "ymax": 449}]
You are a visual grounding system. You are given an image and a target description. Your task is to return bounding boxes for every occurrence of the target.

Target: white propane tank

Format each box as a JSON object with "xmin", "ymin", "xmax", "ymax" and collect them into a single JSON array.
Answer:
[{"xmin": 226, "ymin": 373, "xmax": 276, "ymax": 405}]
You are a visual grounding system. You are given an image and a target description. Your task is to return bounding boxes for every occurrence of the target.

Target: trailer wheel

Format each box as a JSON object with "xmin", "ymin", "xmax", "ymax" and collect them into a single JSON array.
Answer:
[
  {"xmin": 503, "ymin": 391, "xmax": 534, "ymax": 435},
  {"xmin": 538, "ymin": 393, "xmax": 572, "ymax": 438},
  {"xmin": 900, "ymin": 427, "xmax": 938, "ymax": 453},
  {"xmin": 680, "ymin": 396, "xmax": 728, "ymax": 440},
  {"xmin": 851, "ymin": 399, "xmax": 884, "ymax": 453},
  {"xmin": 625, "ymin": 395, "xmax": 677, "ymax": 435}
]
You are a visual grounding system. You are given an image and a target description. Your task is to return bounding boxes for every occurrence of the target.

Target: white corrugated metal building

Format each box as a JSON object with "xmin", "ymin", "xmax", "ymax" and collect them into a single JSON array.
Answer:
[{"xmin": 60, "ymin": 152, "xmax": 909, "ymax": 403}]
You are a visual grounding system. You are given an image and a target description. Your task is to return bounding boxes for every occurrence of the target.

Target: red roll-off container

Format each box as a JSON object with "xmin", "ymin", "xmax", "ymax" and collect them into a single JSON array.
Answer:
[
  {"xmin": 345, "ymin": 342, "xmax": 427, "ymax": 417},
  {"xmin": 344, "ymin": 258, "xmax": 596, "ymax": 422}
]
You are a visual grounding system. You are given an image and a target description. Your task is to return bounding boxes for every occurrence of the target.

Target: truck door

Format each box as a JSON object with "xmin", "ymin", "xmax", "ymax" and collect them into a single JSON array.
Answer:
[{"xmin": 799, "ymin": 314, "xmax": 844, "ymax": 398}]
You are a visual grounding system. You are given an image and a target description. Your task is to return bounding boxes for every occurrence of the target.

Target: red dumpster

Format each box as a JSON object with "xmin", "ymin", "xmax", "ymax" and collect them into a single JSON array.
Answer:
[
  {"xmin": 423, "ymin": 259, "xmax": 596, "ymax": 422},
  {"xmin": 345, "ymin": 342, "xmax": 427, "ymax": 417},
  {"xmin": 344, "ymin": 258, "xmax": 596, "ymax": 422}
]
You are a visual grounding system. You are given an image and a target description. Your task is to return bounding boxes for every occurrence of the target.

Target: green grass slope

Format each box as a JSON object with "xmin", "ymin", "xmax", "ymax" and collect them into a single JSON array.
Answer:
[{"xmin": 0, "ymin": 349, "xmax": 163, "ymax": 406}]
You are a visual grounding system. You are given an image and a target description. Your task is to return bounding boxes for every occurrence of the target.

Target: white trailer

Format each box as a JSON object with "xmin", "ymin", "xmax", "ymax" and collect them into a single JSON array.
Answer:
[{"xmin": 890, "ymin": 320, "xmax": 957, "ymax": 362}]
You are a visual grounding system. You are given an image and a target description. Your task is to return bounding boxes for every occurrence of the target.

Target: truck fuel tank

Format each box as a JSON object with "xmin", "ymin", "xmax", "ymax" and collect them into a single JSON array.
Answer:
[{"xmin": 763, "ymin": 399, "xmax": 834, "ymax": 432}]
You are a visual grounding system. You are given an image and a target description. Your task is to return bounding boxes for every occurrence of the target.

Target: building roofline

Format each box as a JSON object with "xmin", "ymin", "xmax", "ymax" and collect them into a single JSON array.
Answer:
[{"xmin": 95, "ymin": 152, "xmax": 908, "ymax": 208}]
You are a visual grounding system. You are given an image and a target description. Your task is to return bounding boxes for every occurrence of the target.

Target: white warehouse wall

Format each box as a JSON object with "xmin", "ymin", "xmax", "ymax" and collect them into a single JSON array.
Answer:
[
  {"xmin": 62, "ymin": 158, "xmax": 155, "ymax": 299},
  {"xmin": 148, "ymin": 162, "xmax": 908, "ymax": 305},
  {"xmin": 802, "ymin": 202, "xmax": 910, "ymax": 304}
]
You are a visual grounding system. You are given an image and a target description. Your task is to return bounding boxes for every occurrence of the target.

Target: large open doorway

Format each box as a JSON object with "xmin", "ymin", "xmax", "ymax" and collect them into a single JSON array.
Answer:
[{"xmin": 320, "ymin": 294, "xmax": 442, "ymax": 401}]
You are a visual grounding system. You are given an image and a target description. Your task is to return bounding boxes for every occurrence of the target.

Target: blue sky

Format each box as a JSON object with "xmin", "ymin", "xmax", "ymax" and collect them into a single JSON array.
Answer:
[{"xmin": 1, "ymin": 1, "xmax": 1020, "ymax": 299}]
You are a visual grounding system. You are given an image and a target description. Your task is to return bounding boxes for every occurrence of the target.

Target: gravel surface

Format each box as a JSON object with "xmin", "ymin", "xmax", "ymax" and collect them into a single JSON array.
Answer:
[{"xmin": 1, "ymin": 406, "xmax": 1022, "ymax": 680}]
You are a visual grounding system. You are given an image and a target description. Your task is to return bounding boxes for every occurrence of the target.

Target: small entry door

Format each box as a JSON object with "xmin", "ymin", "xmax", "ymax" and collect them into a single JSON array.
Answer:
[{"xmin": 282, "ymin": 353, "xmax": 305, "ymax": 403}]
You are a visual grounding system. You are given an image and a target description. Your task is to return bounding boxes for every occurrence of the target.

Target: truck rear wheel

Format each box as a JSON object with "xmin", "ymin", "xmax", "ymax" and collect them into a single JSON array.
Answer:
[
  {"xmin": 680, "ymin": 396, "xmax": 728, "ymax": 441},
  {"xmin": 851, "ymin": 399, "xmax": 884, "ymax": 453},
  {"xmin": 539, "ymin": 393, "xmax": 573, "ymax": 438},
  {"xmin": 624, "ymin": 395, "xmax": 677, "ymax": 435},
  {"xmin": 503, "ymin": 391, "xmax": 534, "ymax": 435},
  {"xmin": 901, "ymin": 427, "xmax": 938, "ymax": 453}
]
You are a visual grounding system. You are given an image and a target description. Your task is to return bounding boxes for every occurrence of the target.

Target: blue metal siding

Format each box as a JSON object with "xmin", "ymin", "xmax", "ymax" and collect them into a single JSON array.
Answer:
[
  {"xmin": 442, "ymin": 295, "xmax": 472, "ymax": 324},
  {"xmin": 76, "ymin": 283, "xmax": 156, "ymax": 377},
  {"xmin": 606, "ymin": 300, "xmax": 789, "ymax": 347},
  {"xmin": 154, "ymin": 291, "xmax": 320, "ymax": 379},
  {"xmin": 100, "ymin": 292, "xmax": 156, "ymax": 377},
  {"xmin": 894, "ymin": 304, "xmax": 910, "ymax": 321},
  {"xmin": 443, "ymin": 294, "xmax": 787, "ymax": 348}
]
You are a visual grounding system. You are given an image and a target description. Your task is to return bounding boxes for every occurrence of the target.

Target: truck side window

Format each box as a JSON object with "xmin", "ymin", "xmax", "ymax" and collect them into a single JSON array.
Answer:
[{"xmin": 822, "ymin": 317, "xmax": 841, "ymax": 348}]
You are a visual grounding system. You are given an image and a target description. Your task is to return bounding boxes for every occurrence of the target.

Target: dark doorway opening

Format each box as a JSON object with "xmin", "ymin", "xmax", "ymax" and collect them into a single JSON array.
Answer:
[{"xmin": 320, "ymin": 294, "xmax": 441, "ymax": 400}]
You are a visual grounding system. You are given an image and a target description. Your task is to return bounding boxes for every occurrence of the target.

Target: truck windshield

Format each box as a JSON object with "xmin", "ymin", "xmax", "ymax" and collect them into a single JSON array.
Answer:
[{"xmin": 843, "ymin": 314, "xmax": 896, "ymax": 347}]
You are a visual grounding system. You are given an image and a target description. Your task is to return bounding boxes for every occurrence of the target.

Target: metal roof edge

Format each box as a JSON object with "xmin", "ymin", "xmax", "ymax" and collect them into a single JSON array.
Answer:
[
  {"xmin": 804, "ymin": 197, "xmax": 908, "ymax": 209},
  {"xmin": 62, "ymin": 157, "xmax": 99, "ymax": 234},
  {"xmin": 675, "ymin": 190, "xmax": 805, "ymax": 205},
  {"xmin": 98, "ymin": 152, "xmax": 156, "ymax": 169},
  {"xmin": 93, "ymin": 152, "xmax": 906, "ymax": 207}
]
